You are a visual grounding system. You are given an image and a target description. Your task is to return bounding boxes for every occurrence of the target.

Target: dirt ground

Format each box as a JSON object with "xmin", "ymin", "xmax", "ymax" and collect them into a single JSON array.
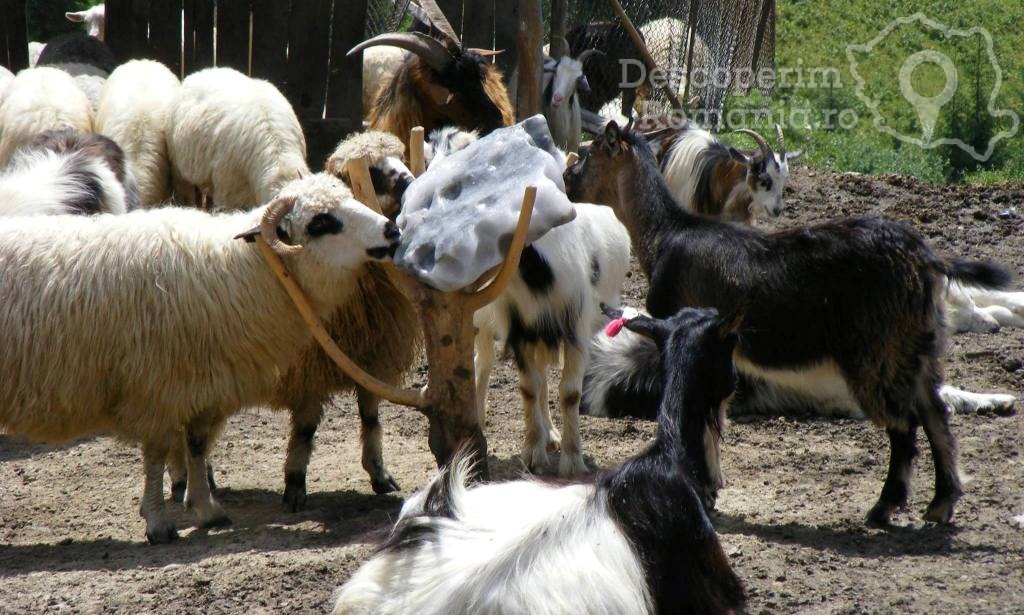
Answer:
[{"xmin": 1, "ymin": 167, "xmax": 1022, "ymax": 614}]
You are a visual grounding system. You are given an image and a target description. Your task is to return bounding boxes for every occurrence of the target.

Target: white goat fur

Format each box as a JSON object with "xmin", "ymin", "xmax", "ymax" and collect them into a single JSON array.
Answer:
[
  {"xmin": 946, "ymin": 281, "xmax": 1024, "ymax": 333},
  {"xmin": 475, "ymin": 205, "xmax": 631, "ymax": 475},
  {"xmin": 167, "ymin": 67, "xmax": 309, "ymax": 209},
  {"xmin": 0, "ymin": 145, "xmax": 128, "ymax": 216},
  {"xmin": 66, "ymin": 4, "xmax": 106, "ymax": 40},
  {"xmin": 0, "ymin": 173, "xmax": 394, "ymax": 541},
  {"xmin": 96, "ymin": 60, "xmax": 181, "ymax": 207},
  {"xmin": 0, "ymin": 65, "xmax": 13, "ymax": 99},
  {"xmin": 331, "ymin": 458, "xmax": 651, "ymax": 615},
  {"xmin": 0, "ymin": 67, "xmax": 93, "ymax": 167},
  {"xmin": 362, "ymin": 46, "xmax": 407, "ymax": 113}
]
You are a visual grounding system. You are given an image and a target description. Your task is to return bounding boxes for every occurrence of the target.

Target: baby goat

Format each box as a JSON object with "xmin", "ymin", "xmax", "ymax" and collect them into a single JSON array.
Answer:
[
  {"xmin": 565, "ymin": 122, "xmax": 1011, "ymax": 526},
  {"xmin": 332, "ymin": 306, "xmax": 745, "ymax": 615}
]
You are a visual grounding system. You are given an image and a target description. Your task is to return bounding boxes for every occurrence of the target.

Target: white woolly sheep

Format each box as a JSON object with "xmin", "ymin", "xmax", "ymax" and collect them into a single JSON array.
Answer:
[
  {"xmin": 0, "ymin": 172, "xmax": 400, "ymax": 544},
  {"xmin": 95, "ymin": 59, "xmax": 181, "ymax": 207},
  {"xmin": 166, "ymin": 67, "xmax": 309, "ymax": 209},
  {"xmin": 0, "ymin": 67, "xmax": 93, "ymax": 167},
  {"xmin": 325, "ymin": 129, "xmax": 412, "ymax": 217},
  {"xmin": 0, "ymin": 127, "xmax": 137, "ymax": 215},
  {"xmin": 361, "ymin": 45, "xmax": 407, "ymax": 114},
  {"xmin": 0, "ymin": 65, "xmax": 13, "ymax": 99}
]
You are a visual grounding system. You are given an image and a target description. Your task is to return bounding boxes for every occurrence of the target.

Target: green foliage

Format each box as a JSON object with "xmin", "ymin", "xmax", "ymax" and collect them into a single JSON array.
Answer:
[
  {"xmin": 26, "ymin": 0, "xmax": 99, "ymax": 43},
  {"xmin": 720, "ymin": 0, "xmax": 1023, "ymax": 185}
]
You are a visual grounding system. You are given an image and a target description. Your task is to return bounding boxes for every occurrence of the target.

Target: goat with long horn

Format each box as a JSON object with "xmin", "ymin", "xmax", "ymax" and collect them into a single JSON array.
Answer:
[{"xmin": 351, "ymin": 1, "xmax": 514, "ymax": 148}]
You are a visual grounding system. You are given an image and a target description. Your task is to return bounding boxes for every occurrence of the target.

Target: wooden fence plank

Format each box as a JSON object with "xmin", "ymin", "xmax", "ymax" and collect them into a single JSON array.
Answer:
[
  {"xmin": 285, "ymin": 0, "xmax": 331, "ymax": 118},
  {"xmin": 6, "ymin": 0, "xmax": 29, "ymax": 71},
  {"xmin": 129, "ymin": 0, "xmax": 152, "ymax": 60},
  {"xmin": 181, "ymin": 0, "xmax": 195, "ymax": 75},
  {"xmin": 105, "ymin": 0, "xmax": 133, "ymax": 62},
  {"xmin": 251, "ymin": 0, "xmax": 289, "ymax": 84},
  {"xmin": 216, "ymin": 0, "xmax": 251, "ymax": 73},
  {"xmin": 150, "ymin": 0, "xmax": 182, "ymax": 75},
  {"xmin": 326, "ymin": 0, "xmax": 365, "ymax": 119}
]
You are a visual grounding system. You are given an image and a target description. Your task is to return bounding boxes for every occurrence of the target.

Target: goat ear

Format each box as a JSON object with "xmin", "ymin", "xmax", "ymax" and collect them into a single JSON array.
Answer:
[
  {"xmin": 785, "ymin": 149, "xmax": 803, "ymax": 162},
  {"xmin": 728, "ymin": 147, "xmax": 751, "ymax": 165},
  {"xmin": 603, "ymin": 122, "xmax": 623, "ymax": 156}
]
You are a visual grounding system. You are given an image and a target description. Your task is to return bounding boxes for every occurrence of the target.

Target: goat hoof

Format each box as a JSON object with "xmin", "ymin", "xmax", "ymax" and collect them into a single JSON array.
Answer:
[
  {"xmin": 282, "ymin": 484, "xmax": 307, "ymax": 512},
  {"xmin": 371, "ymin": 475, "xmax": 400, "ymax": 495},
  {"xmin": 201, "ymin": 514, "xmax": 232, "ymax": 529},
  {"xmin": 169, "ymin": 481, "xmax": 186, "ymax": 503},
  {"xmin": 865, "ymin": 503, "xmax": 894, "ymax": 528},
  {"xmin": 923, "ymin": 500, "xmax": 956, "ymax": 525},
  {"xmin": 145, "ymin": 524, "xmax": 179, "ymax": 545}
]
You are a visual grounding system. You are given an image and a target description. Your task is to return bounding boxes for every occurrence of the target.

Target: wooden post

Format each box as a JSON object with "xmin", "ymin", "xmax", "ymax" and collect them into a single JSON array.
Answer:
[
  {"xmin": 515, "ymin": 0, "xmax": 543, "ymax": 120},
  {"xmin": 410, "ymin": 127, "xmax": 426, "ymax": 176},
  {"xmin": 607, "ymin": 0, "xmax": 683, "ymax": 111},
  {"xmin": 549, "ymin": 0, "xmax": 569, "ymax": 59}
]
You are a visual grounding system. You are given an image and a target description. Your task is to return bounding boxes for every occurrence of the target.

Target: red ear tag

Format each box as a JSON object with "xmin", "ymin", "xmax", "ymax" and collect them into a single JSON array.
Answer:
[{"xmin": 605, "ymin": 318, "xmax": 625, "ymax": 337}]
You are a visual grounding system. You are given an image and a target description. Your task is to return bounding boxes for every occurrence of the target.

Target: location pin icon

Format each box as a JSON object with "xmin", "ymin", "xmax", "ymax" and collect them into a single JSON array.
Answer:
[{"xmin": 899, "ymin": 50, "xmax": 958, "ymax": 144}]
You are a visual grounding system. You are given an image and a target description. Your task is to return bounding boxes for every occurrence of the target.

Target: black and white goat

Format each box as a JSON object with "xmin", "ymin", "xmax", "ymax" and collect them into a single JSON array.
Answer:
[
  {"xmin": 542, "ymin": 50, "xmax": 600, "ymax": 153},
  {"xmin": 423, "ymin": 127, "xmax": 631, "ymax": 476},
  {"xmin": 647, "ymin": 121, "xmax": 801, "ymax": 223},
  {"xmin": 0, "ymin": 128, "xmax": 138, "ymax": 216},
  {"xmin": 565, "ymin": 122, "xmax": 1012, "ymax": 526},
  {"xmin": 331, "ymin": 306, "xmax": 746, "ymax": 615}
]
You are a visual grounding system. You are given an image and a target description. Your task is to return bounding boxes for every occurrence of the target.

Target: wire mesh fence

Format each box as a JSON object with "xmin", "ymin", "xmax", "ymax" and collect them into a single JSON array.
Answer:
[
  {"xmin": 564, "ymin": 0, "xmax": 775, "ymax": 125},
  {"xmin": 365, "ymin": 0, "xmax": 413, "ymax": 38}
]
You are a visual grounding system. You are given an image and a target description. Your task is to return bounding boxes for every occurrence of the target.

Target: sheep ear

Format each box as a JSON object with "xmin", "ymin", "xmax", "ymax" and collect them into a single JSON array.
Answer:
[
  {"xmin": 66, "ymin": 11, "xmax": 85, "ymax": 22},
  {"xmin": 234, "ymin": 225, "xmax": 260, "ymax": 243}
]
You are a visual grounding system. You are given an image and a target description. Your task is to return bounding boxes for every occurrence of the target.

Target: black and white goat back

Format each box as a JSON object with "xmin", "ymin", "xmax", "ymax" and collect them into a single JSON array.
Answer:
[{"xmin": 331, "ymin": 458, "xmax": 651, "ymax": 615}]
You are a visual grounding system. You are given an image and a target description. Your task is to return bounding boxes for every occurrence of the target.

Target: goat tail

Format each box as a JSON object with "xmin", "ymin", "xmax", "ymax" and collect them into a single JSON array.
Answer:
[
  {"xmin": 946, "ymin": 258, "xmax": 1013, "ymax": 290},
  {"xmin": 582, "ymin": 328, "xmax": 663, "ymax": 420}
]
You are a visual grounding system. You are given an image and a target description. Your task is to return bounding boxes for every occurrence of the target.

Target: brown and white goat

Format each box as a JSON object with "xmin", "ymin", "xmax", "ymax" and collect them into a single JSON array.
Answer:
[
  {"xmin": 649, "ymin": 122, "xmax": 801, "ymax": 224},
  {"xmin": 350, "ymin": 6, "xmax": 514, "ymax": 149}
]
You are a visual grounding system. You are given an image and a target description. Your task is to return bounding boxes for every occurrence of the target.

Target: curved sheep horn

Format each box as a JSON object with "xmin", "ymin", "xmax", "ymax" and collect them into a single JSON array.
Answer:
[
  {"xmin": 260, "ymin": 197, "xmax": 302, "ymax": 256},
  {"xmin": 734, "ymin": 128, "xmax": 772, "ymax": 159},
  {"xmin": 577, "ymin": 48, "xmax": 604, "ymax": 63},
  {"xmin": 775, "ymin": 123, "xmax": 786, "ymax": 156},
  {"xmin": 348, "ymin": 32, "xmax": 452, "ymax": 73}
]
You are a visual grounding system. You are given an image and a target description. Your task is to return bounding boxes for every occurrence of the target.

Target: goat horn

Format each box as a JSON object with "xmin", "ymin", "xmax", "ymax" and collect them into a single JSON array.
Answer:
[
  {"xmin": 415, "ymin": 0, "xmax": 462, "ymax": 48},
  {"xmin": 734, "ymin": 128, "xmax": 772, "ymax": 159},
  {"xmin": 260, "ymin": 197, "xmax": 302, "ymax": 256},
  {"xmin": 577, "ymin": 48, "xmax": 605, "ymax": 63},
  {"xmin": 348, "ymin": 32, "xmax": 452, "ymax": 73},
  {"xmin": 775, "ymin": 123, "xmax": 786, "ymax": 155}
]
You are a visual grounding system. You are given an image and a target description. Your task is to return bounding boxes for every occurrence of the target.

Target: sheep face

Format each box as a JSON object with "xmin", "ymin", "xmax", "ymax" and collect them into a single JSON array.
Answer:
[{"xmin": 274, "ymin": 174, "xmax": 401, "ymax": 266}]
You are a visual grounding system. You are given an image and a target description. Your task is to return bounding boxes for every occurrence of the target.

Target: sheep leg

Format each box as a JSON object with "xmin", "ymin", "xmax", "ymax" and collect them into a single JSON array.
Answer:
[
  {"xmin": 474, "ymin": 326, "xmax": 497, "ymax": 426},
  {"xmin": 283, "ymin": 397, "xmax": 323, "ymax": 512},
  {"xmin": 557, "ymin": 344, "xmax": 588, "ymax": 476},
  {"xmin": 184, "ymin": 415, "xmax": 231, "ymax": 528},
  {"xmin": 918, "ymin": 388, "xmax": 963, "ymax": 524},
  {"xmin": 517, "ymin": 343, "xmax": 552, "ymax": 473},
  {"xmin": 140, "ymin": 441, "xmax": 178, "ymax": 545},
  {"xmin": 357, "ymin": 387, "xmax": 400, "ymax": 495},
  {"xmin": 167, "ymin": 435, "xmax": 188, "ymax": 502},
  {"xmin": 866, "ymin": 422, "xmax": 918, "ymax": 527}
]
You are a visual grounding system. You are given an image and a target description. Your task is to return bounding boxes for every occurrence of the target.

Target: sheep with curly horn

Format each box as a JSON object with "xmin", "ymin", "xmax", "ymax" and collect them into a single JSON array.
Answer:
[{"xmin": 350, "ymin": 0, "xmax": 514, "ymax": 148}]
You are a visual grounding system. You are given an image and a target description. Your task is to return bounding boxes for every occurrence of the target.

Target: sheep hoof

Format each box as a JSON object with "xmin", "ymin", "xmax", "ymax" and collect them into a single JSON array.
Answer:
[
  {"xmin": 371, "ymin": 475, "xmax": 400, "ymax": 495},
  {"xmin": 145, "ymin": 524, "xmax": 179, "ymax": 545},
  {"xmin": 282, "ymin": 484, "xmax": 308, "ymax": 512},
  {"xmin": 923, "ymin": 499, "xmax": 956, "ymax": 525},
  {"xmin": 170, "ymin": 481, "xmax": 187, "ymax": 503},
  {"xmin": 865, "ymin": 503, "xmax": 894, "ymax": 528},
  {"xmin": 201, "ymin": 514, "xmax": 232, "ymax": 529}
]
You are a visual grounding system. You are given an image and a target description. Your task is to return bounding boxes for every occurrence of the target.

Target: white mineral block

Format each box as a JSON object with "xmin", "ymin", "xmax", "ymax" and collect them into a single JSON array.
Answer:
[{"xmin": 395, "ymin": 116, "xmax": 576, "ymax": 292}]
